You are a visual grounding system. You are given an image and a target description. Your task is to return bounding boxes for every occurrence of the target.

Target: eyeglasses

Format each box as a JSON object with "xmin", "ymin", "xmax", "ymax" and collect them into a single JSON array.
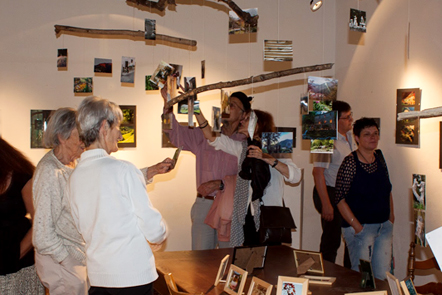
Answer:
[{"xmin": 339, "ymin": 112, "xmax": 353, "ymax": 121}]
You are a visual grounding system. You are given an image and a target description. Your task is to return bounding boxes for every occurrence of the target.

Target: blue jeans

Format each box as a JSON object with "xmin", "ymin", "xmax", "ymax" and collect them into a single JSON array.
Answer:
[{"xmin": 342, "ymin": 220, "xmax": 393, "ymax": 280}]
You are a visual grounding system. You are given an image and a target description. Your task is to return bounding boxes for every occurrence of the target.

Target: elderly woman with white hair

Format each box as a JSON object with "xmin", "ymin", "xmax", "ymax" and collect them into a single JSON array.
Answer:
[
  {"xmin": 68, "ymin": 96, "xmax": 168, "ymax": 295},
  {"xmin": 32, "ymin": 107, "xmax": 88, "ymax": 294}
]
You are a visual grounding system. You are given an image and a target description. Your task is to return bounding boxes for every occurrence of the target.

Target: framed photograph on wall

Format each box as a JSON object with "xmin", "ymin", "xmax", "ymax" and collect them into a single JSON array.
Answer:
[
  {"xmin": 30, "ymin": 109, "xmax": 54, "ymax": 148},
  {"xmin": 396, "ymin": 88, "xmax": 421, "ymax": 145},
  {"xmin": 224, "ymin": 265, "xmax": 248, "ymax": 295},
  {"xmin": 214, "ymin": 255, "xmax": 230, "ymax": 286},
  {"xmin": 118, "ymin": 105, "xmax": 136, "ymax": 148},
  {"xmin": 247, "ymin": 277, "xmax": 273, "ymax": 295},
  {"xmin": 276, "ymin": 276, "xmax": 308, "ymax": 295},
  {"xmin": 385, "ymin": 272, "xmax": 403, "ymax": 295},
  {"xmin": 293, "ymin": 249, "xmax": 324, "ymax": 274}
]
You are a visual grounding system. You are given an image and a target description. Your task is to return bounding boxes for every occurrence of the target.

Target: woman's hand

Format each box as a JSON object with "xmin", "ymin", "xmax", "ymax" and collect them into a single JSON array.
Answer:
[{"xmin": 247, "ymin": 145, "xmax": 264, "ymax": 160}]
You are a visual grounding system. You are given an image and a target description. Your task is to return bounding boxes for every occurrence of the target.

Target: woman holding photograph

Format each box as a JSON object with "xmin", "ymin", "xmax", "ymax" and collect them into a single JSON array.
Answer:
[
  {"xmin": 335, "ymin": 117, "xmax": 394, "ymax": 280},
  {"xmin": 196, "ymin": 108, "xmax": 301, "ymax": 247}
]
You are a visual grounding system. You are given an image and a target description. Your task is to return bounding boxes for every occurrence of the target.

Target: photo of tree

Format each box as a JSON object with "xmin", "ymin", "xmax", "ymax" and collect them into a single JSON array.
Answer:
[
  {"xmin": 229, "ymin": 8, "xmax": 258, "ymax": 34},
  {"xmin": 146, "ymin": 75, "xmax": 159, "ymax": 90},
  {"xmin": 310, "ymin": 139, "xmax": 334, "ymax": 154},
  {"xmin": 262, "ymin": 128, "xmax": 295, "ymax": 154},
  {"xmin": 308, "ymin": 76, "xmax": 338, "ymax": 101}
]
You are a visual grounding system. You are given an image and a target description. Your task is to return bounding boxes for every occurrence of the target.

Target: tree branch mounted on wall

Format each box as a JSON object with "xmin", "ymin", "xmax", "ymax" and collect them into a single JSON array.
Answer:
[
  {"xmin": 126, "ymin": 0, "xmax": 259, "ymax": 28},
  {"xmin": 54, "ymin": 25, "xmax": 197, "ymax": 47},
  {"xmin": 397, "ymin": 106, "xmax": 442, "ymax": 121},
  {"xmin": 165, "ymin": 63, "xmax": 334, "ymax": 108}
]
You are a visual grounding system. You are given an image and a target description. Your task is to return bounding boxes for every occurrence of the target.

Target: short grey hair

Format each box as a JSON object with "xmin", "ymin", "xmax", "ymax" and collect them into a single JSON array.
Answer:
[
  {"xmin": 77, "ymin": 96, "xmax": 123, "ymax": 147},
  {"xmin": 43, "ymin": 108, "xmax": 77, "ymax": 148}
]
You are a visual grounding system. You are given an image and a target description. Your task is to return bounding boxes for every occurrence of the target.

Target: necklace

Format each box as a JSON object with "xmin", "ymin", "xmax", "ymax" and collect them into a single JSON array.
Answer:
[{"xmin": 357, "ymin": 150, "xmax": 374, "ymax": 166}]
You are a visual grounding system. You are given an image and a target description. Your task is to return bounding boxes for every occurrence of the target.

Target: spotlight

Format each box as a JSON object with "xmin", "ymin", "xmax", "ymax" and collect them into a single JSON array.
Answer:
[{"xmin": 310, "ymin": 0, "xmax": 323, "ymax": 12}]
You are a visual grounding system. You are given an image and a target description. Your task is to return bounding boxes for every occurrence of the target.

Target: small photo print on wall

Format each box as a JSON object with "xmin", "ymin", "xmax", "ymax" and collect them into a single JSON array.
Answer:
[
  {"xmin": 121, "ymin": 56, "xmax": 135, "ymax": 84},
  {"xmin": 150, "ymin": 61, "xmax": 174, "ymax": 89},
  {"xmin": 262, "ymin": 128, "xmax": 295, "ymax": 155},
  {"xmin": 145, "ymin": 75, "xmax": 159, "ymax": 90},
  {"xmin": 229, "ymin": 8, "xmax": 258, "ymax": 35},
  {"xmin": 302, "ymin": 111, "xmax": 337, "ymax": 140},
  {"xmin": 118, "ymin": 105, "xmax": 136, "ymax": 148},
  {"xmin": 412, "ymin": 174, "xmax": 426, "ymax": 210},
  {"xmin": 169, "ymin": 64, "xmax": 183, "ymax": 89},
  {"xmin": 263, "ymin": 40, "xmax": 293, "ymax": 62},
  {"xmin": 30, "ymin": 110, "xmax": 53, "ymax": 148},
  {"xmin": 310, "ymin": 139, "xmax": 334, "ymax": 154},
  {"xmin": 145, "ymin": 19, "xmax": 156, "ymax": 40},
  {"xmin": 396, "ymin": 88, "xmax": 421, "ymax": 145},
  {"xmin": 74, "ymin": 77, "xmax": 93, "ymax": 93},
  {"xmin": 349, "ymin": 8, "xmax": 367, "ymax": 32},
  {"xmin": 308, "ymin": 76, "xmax": 338, "ymax": 102},
  {"xmin": 313, "ymin": 100, "xmax": 332, "ymax": 112},
  {"xmin": 94, "ymin": 58, "xmax": 112, "ymax": 74},
  {"xmin": 57, "ymin": 48, "xmax": 67, "ymax": 68},
  {"xmin": 300, "ymin": 93, "xmax": 308, "ymax": 115},
  {"xmin": 414, "ymin": 209, "xmax": 426, "ymax": 247}
]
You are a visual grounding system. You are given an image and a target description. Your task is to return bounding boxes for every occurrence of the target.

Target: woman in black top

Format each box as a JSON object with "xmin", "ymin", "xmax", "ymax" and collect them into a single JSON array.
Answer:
[
  {"xmin": 335, "ymin": 118, "xmax": 394, "ymax": 280},
  {"xmin": 0, "ymin": 137, "xmax": 44, "ymax": 294}
]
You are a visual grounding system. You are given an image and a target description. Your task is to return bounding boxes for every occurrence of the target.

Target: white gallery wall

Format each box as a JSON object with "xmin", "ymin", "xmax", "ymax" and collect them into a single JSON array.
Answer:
[{"xmin": 1, "ymin": 0, "xmax": 441, "ymax": 284}]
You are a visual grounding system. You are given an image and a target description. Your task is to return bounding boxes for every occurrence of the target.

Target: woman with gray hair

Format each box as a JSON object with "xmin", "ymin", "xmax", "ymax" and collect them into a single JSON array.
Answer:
[
  {"xmin": 32, "ymin": 107, "xmax": 88, "ymax": 294},
  {"xmin": 68, "ymin": 96, "xmax": 168, "ymax": 295}
]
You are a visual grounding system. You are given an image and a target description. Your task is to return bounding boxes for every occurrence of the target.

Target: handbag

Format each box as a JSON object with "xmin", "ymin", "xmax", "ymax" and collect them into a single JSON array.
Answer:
[{"xmin": 259, "ymin": 201, "xmax": 296, "ymax": 244}]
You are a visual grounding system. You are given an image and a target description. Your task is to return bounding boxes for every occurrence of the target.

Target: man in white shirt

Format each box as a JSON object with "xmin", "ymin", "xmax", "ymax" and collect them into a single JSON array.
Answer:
[{"xmin": 312, "ymin": 101, "xmax": 357, "ymax": 267}]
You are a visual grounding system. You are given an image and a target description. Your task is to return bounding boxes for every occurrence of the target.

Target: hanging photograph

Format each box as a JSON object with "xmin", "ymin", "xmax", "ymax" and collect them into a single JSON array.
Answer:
[
  {"xmin": 302, "ymin": 111, "xmax": 338, "ymax": 140},
  {"xmin": 262, "ymin": 128, "xmax": 295, "ymax": 154},
  {"xmin": 150, "ymin": 61, "xmax": 174, "ymax": 89},
  {"xmin": 184, "ymin": 77, "xmax": 197, "ymax": 101},
  {"xmin": 57, "ymin": 48, "xmax": 67, "ymax": 68},
  {"xmin": 74, "ymin": 77, "xmax": 93, "ymax": 93},
  {"xmin": 121, "ymin": 56, "xmax": 135, "ymax": 84},
  {"xmin": 201, "ymin": 60, "xmax": 205, "ymax": 79},
  {"xmin": 396, "ymin": 88, "xmax": 421, "ymax": 145},
  {"xmin": 300, "ymin": 93, "xmax": 309, "ymax": 115},
  {"xmin": 221, "ymin": 90, "xmax": 230, "ymax": 118},
  {"xmin": 118, "ymin": 105, "xmax": 136, "ymax": 148},
  {"xmin": 212, "ymin": 106, "xmax": 221, "ymax": 132},
  {"xmin": 145, "ymin": 75, "xmax": 159, "ymax": 90},
  {"xmin": 229, "ymin": 8, "xmax": 258, "ymax": 34},
  {"xmin": 144, "ymin": 19, "xmax": 156, "ymax": 40},
  {"xmin": 414, "ymin": 209, "xmax": 426, "ymax": 246},
  {"xmin": 169, "ymin": 63, "xmax": 183, "ymax": 89},
  {"xmin": 313, "ymin": 100, "xmax": 332, "ymax": 112},
  {"xmin": 308, "ymin": 76, "xmax": 338, "ymax": 101},
  {"xmin": 310, "ymin": 139, "xmax": 334, "ymax": 154},
  {"xmin": 349, "ymin": 8, "xmax": 367, "ymax": 33},
  {"xmin": 263, "ymin": 40, "xmax": 293, "ymax": 62},
  {"xmin": 412, "ymin": 174, "xmax": 426, "ymax": 210},
  {"xmin": 30, "ymin": 109, "xmax": 53, "ymax": 148},
  {"xmin": 94, "ymin": 58, "xmax": 112, "ymax": 74}
]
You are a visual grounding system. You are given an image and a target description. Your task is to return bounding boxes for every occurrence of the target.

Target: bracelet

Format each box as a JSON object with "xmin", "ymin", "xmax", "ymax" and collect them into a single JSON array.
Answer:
[
  {"xmin": 199, "ymin": 120, "xmax": 208, "ymax": 129},
  {"xmin": 271, "ymin": 159, "xmax": 279, "ymax": 168}
]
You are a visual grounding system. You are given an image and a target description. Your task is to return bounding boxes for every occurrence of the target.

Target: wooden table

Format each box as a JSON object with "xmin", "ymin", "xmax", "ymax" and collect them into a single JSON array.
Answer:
[{"xmin": 154, "ymin": 245, "xmax": 391, "ymax": 295}]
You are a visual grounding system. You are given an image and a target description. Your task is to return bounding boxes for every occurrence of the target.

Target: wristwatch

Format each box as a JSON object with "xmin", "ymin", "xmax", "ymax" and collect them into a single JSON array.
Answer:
[
  {"xmin": 272, "ymin": 159, "xmax": 279, "ymax": 168},
  {"xmin": 219, "ymin": 180, "xmax": 225, "ymax": 191}
]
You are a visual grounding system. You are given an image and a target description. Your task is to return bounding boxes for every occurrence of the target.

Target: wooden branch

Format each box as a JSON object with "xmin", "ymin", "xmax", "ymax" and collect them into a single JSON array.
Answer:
[
  {"xmin": 397, "ymin": 106, "xmax": 442, "ymax": 121},
  {"xmin": 127, "ymin": 0, "xmax": 258, "ymax": 27},
  {"xmin": 54, "ymin": 25, "xmax": 197, "ymax": 47},
  {"xmin": 166, "ymin": 63, "xmax": 334, "ymax": 108}
]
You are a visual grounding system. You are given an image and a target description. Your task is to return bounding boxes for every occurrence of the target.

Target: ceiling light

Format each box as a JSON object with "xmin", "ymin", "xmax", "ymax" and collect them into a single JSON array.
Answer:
[{"xmin": 310, "ymin": 0, "xmax": 323, "ymax": 12}]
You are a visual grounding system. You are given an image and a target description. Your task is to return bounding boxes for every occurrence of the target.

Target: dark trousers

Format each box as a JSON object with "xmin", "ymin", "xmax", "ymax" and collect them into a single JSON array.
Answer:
[
  {"xmin": 89, "ymin": 283, "xmax": 153, "ymax": 295},
  {"xmin": 313, "ymin": 185, "xmax": 351, "ymax": 269}
]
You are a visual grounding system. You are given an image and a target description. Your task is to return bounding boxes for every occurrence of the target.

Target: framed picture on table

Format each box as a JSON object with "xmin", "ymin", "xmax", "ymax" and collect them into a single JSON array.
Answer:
[
  {"xmin": 232, "ymin": 246, "xmax": 267, "ymax": 272},
  {"xmin": 247, "ymin": 277, "xmax": 273, "ymax": 295},
  {"xmin": 386, "ymin": 272, "xmax": 403, "ymax": 295},
  {"xmin": 293, "ymin": 249, "xmax": 324, "ymax": 274},
  {"xmin": 224, "ymin": 264, "xmax": 248, "ymax": 295},
  {"xmin": 344, "ymin": 292, "xmax": 387, "ymax": 295},
  {"xmin": 276, "ymin": 276, "xmax": 308, "ymax": 295},
  {"xmin": 214, "ymin": 255, "xmax": 229, "ymax": 286},
  {"xmin": 400, "ymin": 277, "xmax": 418, "ymax": 295}
]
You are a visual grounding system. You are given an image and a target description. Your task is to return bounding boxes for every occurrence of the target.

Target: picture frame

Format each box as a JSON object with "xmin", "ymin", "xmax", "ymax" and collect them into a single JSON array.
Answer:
[
  {"xmin": 395, "ymin": 88, "xmax": 421, "ymax": 145},
  {"xmin": 300, "ymin": 275, "xmax": 336, "ymax": 286},
  {"xmin": 30, "ymin": 109, "xmax": 54, "ymax": 148},
  {"xmin": 224, "ymin": 264, "xmax": 248, "ymax": 295},
  {"xmin": 293, "ymin": 249, "xmax": 324, "ymax": 274},
  {"xmin": 118, "ymin": 105, "xmax": 136, "ymax": 148},
  {"xmin": 214, "ymin": 254, "xmax": 230, "ymax": 286},
  {"xmin": 247, "ymin": 277, "xmax": 273, "ymax": 295},
  {"xmin": 232, "ymin": 246, "xmax": 267, "ymax": 272},
  {"xmin": 359, "ymin": 259, "xmax": 376, "ymax": 289},
  {"xmin": 400, "ymin": 277, "xmax": 418, "ymax": 295},
  {"xmin": 276, "ymin": 276, "xmax": 308, "ymax": 295},
  {"xmin": 385, "ymin": 272, "xmax": 403, "ymax": 295},
  {"xmin": 344, "ymin": 292, "xmax": 387, "ymax": 295},
  {"xmin": 262, "ymin": 127, "xmax": 296, "ymax": 156}
]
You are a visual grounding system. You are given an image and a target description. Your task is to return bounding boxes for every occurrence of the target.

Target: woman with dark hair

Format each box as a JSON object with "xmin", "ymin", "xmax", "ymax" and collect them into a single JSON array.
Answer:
[
  {"xmin": 197, "ymin": 108, "xmax": 302, "ymax": 246},
  {"xmin": 0, "ymin": 137, "xmax": 44, "ymax": 294},
  {"xmin": 335, "ymin": 117, "xmax": 394, "ymax": 280}
]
